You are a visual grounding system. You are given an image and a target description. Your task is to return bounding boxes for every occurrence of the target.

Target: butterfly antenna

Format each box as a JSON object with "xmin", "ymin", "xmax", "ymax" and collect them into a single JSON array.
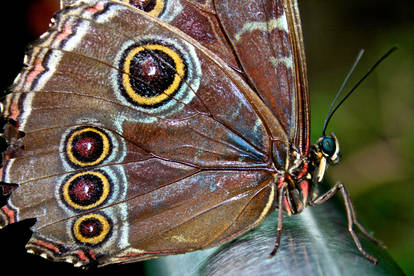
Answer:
[
  {"xmin": 322, "ymin": 49, "xmax": 365, "ymax": 136},
  {"xmin": 322, "ymin": 46, "xmax": 398, "ymax": 136}
]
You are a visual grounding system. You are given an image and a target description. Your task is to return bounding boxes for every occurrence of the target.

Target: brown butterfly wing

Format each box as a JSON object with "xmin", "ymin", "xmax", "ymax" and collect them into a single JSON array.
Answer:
[
  {"xmin": 0, "ymin": 1, "xmax": 287, "ymax": 266},
  {"xmin": 215, "ymin": 0, "xmax": 310, "ymax": 154}
]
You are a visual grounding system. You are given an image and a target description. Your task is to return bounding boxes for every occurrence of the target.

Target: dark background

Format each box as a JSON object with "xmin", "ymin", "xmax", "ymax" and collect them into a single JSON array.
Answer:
[{"xmin": 0, "ymin": 0, "xmax": 412, "ymax": 274}]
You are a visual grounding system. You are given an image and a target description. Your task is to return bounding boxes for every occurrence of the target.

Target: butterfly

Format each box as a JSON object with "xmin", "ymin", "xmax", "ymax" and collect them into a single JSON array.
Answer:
[{"xmin": 0, "ymin": 0, "xmax": 382, "ymax": 268}]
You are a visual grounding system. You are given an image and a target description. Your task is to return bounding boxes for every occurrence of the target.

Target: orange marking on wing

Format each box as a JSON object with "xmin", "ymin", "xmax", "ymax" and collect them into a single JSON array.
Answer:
[
  {"xmin": 33, "ymin": 240, "xmax": 60, "ymax": 253},
  {"xmin": 76, "ymin": 250, "xmax": 89, "ymax": 261},
  {"xmin": 0, "ymin": 205, "xmax": 15, "ymax": 224},
  {"xmin": 9, "ymin": 100, "xmax": 20, "ymax": 120},
  {"xmin": 85, "ymin": 2, "xmax": 105, "ymax": 13},
  {"xmin": 25, "ymin": 58, "xmax": 46, "ymax": 86},
  {"xmin": 55, "ymin": 23, "xmax": 73, "ymax": 43},
  {"xmin": 88, "ymin": 250, "xmax": 96, "ymax": 260},
  {"xmin": 305, "ymin": 135, "xmax": 310, "ymax": 155},
  {"xmin": 118, "ymin": 252, "xmax": 145, "ymax": 260}
]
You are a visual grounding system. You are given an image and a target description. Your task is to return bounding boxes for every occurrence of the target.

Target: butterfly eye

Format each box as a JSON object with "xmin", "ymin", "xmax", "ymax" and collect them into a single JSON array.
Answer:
[{"xmin": 320, "ymin": 136, "xmax": 336, "ymax": 157}]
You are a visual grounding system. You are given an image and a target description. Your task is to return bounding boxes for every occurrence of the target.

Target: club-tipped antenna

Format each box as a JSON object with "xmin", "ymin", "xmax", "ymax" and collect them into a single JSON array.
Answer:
[{"xmin": 322, "ymin": 46, "xmax": 398, "ymax": 136}]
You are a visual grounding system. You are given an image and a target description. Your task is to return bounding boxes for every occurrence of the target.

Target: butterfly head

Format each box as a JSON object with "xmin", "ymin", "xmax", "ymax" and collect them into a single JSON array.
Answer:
[
  {"xmin": 318, "ymin": 133, "xmax": 341, "ymax": 165},
  {"xmin": 310, "ymin": 133, "xmax": 341, "ymax": 185}
]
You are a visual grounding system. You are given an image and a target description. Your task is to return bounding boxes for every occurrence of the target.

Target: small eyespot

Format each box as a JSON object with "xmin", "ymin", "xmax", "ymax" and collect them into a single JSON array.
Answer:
[
  {"xmin": 72, "ymin": 213, "xmax": 112, "ymax": 246},
  {"xmin": 128, "ymin": 0, "xmax": 165, "ymax": 17},
  {"xmin": 64, "ymin": 127, "xmax": 112, "ymax": 168},
  {"xmin": 61, "ymin": 171, "xmax": 111, "ymax": 211}
]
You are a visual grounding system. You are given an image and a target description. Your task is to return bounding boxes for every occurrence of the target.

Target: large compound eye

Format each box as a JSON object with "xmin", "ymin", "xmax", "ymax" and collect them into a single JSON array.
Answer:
[{"xmin": 320, "ymin": 136, "xmax": 336, "ymax": 157}]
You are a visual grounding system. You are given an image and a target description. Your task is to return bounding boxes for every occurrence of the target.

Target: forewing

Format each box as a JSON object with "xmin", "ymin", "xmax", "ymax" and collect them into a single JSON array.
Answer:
[{"xmin": 214, "ymin": 0, "xmax": 310, "ymax": 153}]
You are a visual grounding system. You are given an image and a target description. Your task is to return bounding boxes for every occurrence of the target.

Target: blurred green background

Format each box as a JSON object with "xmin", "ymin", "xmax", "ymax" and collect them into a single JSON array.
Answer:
[
  {"xmin": 0, "ymin": 0, "xmax": 412, "ymax": 274},
  {"xmin": 300, "ymin": 1, "xmax": 414, "ymax": 275}
]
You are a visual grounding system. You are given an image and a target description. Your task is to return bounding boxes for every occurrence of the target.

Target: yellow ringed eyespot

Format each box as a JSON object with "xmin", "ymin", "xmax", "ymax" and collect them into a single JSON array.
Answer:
[
  {"xmin": 62, "ymin": 171, "xmax": 111, "ymax": 210},
  {"xmin": 72, "ymin": 213, "xmax": 112, "ymax": 245},
  {"xmin": 119, "ymin": 42, "xmax": 186, "ymax": 107},
  {"xmin": 65, "ymin": 127, "xmax": 111, "ymax": 167}
]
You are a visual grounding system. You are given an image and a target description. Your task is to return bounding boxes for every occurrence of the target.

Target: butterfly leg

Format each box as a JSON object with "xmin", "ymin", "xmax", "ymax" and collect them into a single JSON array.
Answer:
[
  {"xmin": 310, "ymin": 181, "xmax": 384, "ymax": 246},
  {"xmin": 269, "ymin": 183, "xmax": 287, "ymax": 257},
  {"xmin": 309, "ymin": 182, "xmax": 379, "ymax": 264},
  {"xmin": 348, "ymin": 203, "xmax": 385, "ymax": 248}
]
